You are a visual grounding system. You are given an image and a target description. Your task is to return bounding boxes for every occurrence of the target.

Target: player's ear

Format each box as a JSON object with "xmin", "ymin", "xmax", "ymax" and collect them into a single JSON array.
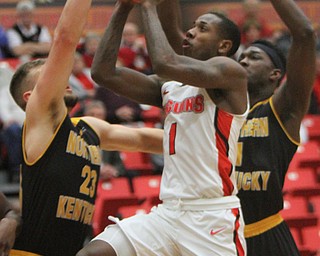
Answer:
[
  {"xmin": 269, "ymin": 69, "xmax": 282, "ymax": 83},
  {"xmin": 23, "ymin": 90, "xmax": 32, "ymax": 103},
  {"xmin": 218, "ymin": 40, "xmax": 232, "ymax": 55}
]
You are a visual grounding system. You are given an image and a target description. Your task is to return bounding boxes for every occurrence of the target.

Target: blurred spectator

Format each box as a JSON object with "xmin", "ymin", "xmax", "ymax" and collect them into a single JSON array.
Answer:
[
  {"xmin": 234, "ymin": 0, "xmax": 273, "ymax": 60},
  {"xmin": 0, "ymin": 63, "xmax": 24, "ymax": 183},
  {"xmin": 235, "ymin": 19, "xmax": 266, "ymax": 60},
  {"xmin": 272, "ymin": 28, "xmax": 292, "ymax": 57},
  {"xmin": 6, "ymin": 0, "xmax": 52, "ymax": 60},
  {"xmin": 0, "ymin": 26, "xmax": 10, "ymax": 59},
  {"xmin": 69, "ymin": 52, "xmax": 98, "ymax": 117},
  {"xmin": 236, "ymin": 0, "xmax": 272, "ymax": 45},
  {"xmin": 94, "ymin": 86, "xmax": 143, "ymax": 125},
  {"xmin": 83, "ymin": 100, "xmax": 127, "ymax": 181},
  {"xmin": 70, "ymin": 52, "xmax": 97, "ymax": 99},
  {"xmin": 242, "ymin": 20, "xmax": 264, "ymax": 45},
  {"xmin": 119, "ymin": 22, "xmax": 152, "ymax": 74},
  {"xmin": 83, "ymin": 99, "xmax": 106, "ymax": 121},
  {"xmin": 80, "ymin": 32, "xmax": 101, "ymax": 68},
  {"xmin": 100, "ymin": 151, "xmax": 127, "ymax": 181}
]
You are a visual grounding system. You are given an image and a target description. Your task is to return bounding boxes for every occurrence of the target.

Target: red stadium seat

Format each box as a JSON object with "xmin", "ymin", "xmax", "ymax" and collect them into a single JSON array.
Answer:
[
  {"xmin": 92, "ymin": 178, "xmax": 140, "ymax": 236},
  {"xmin": 282, "ymin": 196, "xmax": 308, "ymax": 218},
  {"xmin": 118, "ymin": 200, "xmax": 155, "ymax": 219},
  {"xmin": 281, "ymin": 196, "xmax": 318, "ymax": 229},
  {"xmin": 290, "ymin": 185, "xmax": 320, "ymax": 199},
  {"xmin": 302, "ymin": 115, "xmax": 320, "ymax": 143},
  {"xmin": 284, "ymin": 166, "xmax": 319, "ymax": 204},
  {"xmin": 96, "ymin": 177, "xmax": 133, "ymax": 197},
  {"xmin": 284, "ymin": 167, "xmax": 317, "ymax": 195},
  {"xmin": 282, "ymin": 196, "xmax": 319, "ymax": 256},
  {"xmin": 116, "ymin": 175, "xmax": 162, "ymax": 219},
  {"xmin": 120, "ymin": 151, "xmax": 154, "ymax": 176},
  {"xmin": 309, "ymin": 196, "xmax": 320, "ymax": 218},
  {"xmin": 291, "ymin": 141, "xmax": 320, "ymax": 170},
  {"xmin": 290, "ymin": 227, "xmax": 318, "ymax": 256},
  {"xmin": 301, "ymin": 226, "xmax": 320, "ymax": 255},
  {"xmin": 132, "ymin": 175, "xmax": 162, "ymax": 205}
]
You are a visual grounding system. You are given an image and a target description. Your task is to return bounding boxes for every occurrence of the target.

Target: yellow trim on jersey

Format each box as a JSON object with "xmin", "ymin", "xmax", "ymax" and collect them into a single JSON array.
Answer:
[
  {"xmin": 71, "ymin": 117, "xmax": 81, "ymax": 126},
  {"xmin": 244, "ymin": 213, "xmax": 283, "ymax": 238},
  {"xmin": 269, "ymin": 97, "xmax": 300, "ymax": 146},
  {"xmin": 249, "ymin": 98, "xmax": 269, "ymax": 113},
  {"xmin": 10, "ymin": 249, "xmax": 41, "ymax": 256},
  {"xmin": 71, "ymin": 117, "xmax": 100, "ymax": 143},
  {"xmin": 22, "ymin": 110, "xmax": 68, "ymax": 166}
]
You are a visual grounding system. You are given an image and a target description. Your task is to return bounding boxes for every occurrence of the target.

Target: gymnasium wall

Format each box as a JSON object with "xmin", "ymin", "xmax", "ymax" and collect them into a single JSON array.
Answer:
[{"xmin": 0, "ymin": 0, "xmax": 319, "ymax": 35}]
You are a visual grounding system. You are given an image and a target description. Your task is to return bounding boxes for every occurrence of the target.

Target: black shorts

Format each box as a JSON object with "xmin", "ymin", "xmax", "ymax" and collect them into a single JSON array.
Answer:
[{"xmin": 246, "ymin": 221, "xmax": 300, "ymax": 256}]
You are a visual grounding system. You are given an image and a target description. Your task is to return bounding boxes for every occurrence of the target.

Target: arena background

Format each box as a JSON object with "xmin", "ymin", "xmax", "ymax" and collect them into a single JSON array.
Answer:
[{"xmin": 0, "ymin": 0, "xmax": 319, "ymax": 36}]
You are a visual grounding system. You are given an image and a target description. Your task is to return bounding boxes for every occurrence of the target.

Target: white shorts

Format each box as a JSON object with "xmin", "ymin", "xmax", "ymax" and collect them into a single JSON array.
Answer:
[{"xmin": 93, "ymin": 196, "xmax": 246, "ymax": 256}]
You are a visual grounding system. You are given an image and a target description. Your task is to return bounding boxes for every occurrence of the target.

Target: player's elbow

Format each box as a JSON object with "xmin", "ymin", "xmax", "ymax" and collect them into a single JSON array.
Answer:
[
  {"xmin": 301, "ymin": 25, "xmax": 315, "ymax": 40},
  {"xmin": 294, "ymin": 23, "xmax": 316, "ymax": 43},
  {"xmin": 152, "ymin": 53, "xmax": 177, "ymax": 78},
  {"xmin": 152, "ymin": 63, "xmax": 166, "ymax": 77},
  {"xmin": 152, "ymin": 61, "xmax": 174, "ymax": 79},
  {"xmin": 91, "ymin": 67, "xmax": 119, "ymax": 90},
  {"xmin": 91, "ymin": 67, "xmax": 104, "ymax": 85},
  {"xmin": 91, "ymin": 66, "xmax": 111, "ymax": 84}
]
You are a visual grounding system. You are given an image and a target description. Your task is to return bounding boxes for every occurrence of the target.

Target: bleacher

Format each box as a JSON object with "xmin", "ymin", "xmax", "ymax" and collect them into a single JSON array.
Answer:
[
  {"xmin": 282, "ymin": 114, "xmax": 320, "ymax": 256},
  {"xmin": 92, "ymin": 175, "xmax": 162, "ymax": 236}
]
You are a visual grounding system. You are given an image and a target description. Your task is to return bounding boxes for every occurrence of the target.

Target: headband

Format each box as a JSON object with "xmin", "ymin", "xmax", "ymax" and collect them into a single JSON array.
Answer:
[{"xmin": 251, "ymin": 43, "xmax": 286, "ymax": 74}]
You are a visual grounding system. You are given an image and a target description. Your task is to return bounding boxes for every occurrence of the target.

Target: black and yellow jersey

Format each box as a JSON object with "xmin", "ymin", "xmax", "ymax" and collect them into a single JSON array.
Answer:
[
  {"xmin": 13, "ymin": 114, "xmax": 101, "ymax": 256},
  {"xmin": 236, "ymin": 97, "xmax": 298, "ymax": 225}
]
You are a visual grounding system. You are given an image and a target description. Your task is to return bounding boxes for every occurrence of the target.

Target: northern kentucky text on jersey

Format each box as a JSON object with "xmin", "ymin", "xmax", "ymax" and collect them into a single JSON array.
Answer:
[
  {"xmin": 235, "ymin": 171, "xmax": 271, "ymax": 191},
  {"xmin": 164, "ymin": 95, "xmax": 204, "ymax": 114},
  {"xmin": 65, "ymin": 130, "xmax": 101, "ymax": 165},
  {"xmin": 239, "ymin": 117, "xmax": 269, "ymax": 138},
  {"xmin": 56, "ymin": 195, "xmax": 94, "ymax": 225}
]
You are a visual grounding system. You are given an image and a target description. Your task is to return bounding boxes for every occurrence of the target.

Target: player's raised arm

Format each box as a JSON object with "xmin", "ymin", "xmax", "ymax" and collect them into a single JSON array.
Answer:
[
  {"xmin": 9, "ymin": 0, "xmax": 93, "ymax": 162},
  {"xmin": 27, "ymin": 0, "xmax": 93, "ymax": 124},
  {"xmin": 157, "ymin": 0, "xmax": 184, "ymax": 54},
  {"xmin": 271, "ymin": 0, "xmax": 316, "ymax": 140},
  {"xmin": 91, "ymin": 0, "xmax": 162, "ymax": 107}
]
